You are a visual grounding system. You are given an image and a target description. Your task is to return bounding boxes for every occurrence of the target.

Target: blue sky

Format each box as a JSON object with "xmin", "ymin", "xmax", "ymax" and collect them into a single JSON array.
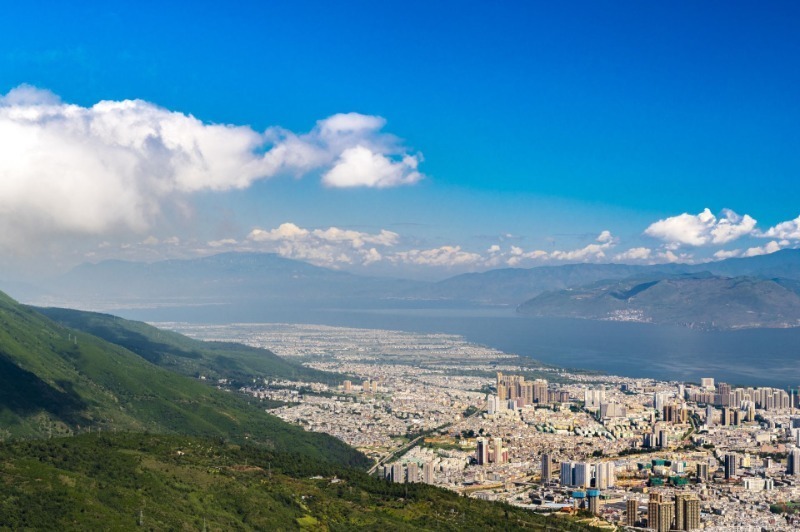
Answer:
[{"xmin": 1, "ymin": 1, "xmax": 799, "ymax": 278}]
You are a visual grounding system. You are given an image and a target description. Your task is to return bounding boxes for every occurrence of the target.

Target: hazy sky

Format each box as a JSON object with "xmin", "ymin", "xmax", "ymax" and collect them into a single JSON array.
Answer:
[{"xmin": 1, "ymin": 1, "xmax": 799, "ymax": 279}]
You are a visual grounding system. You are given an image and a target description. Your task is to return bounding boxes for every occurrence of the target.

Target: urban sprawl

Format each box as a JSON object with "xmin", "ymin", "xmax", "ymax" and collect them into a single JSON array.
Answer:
[{"xmin": 161, "ymin": 322, "xmax": 800, "ymax": 531}]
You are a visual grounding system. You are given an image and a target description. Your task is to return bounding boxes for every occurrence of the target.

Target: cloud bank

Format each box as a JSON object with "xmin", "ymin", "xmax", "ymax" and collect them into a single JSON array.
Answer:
[
  {"xmin": 644, "ymin": 208, "xmax": 756, "ymax": 247},
  {"xmin": 0, "ymin": 85, "xmax": 423, "ymax": 250}
]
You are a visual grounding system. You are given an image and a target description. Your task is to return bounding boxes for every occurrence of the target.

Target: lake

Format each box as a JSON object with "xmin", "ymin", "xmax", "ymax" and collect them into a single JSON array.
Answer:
[{"xmin": 117, "ymin": 303, "xmax": 800, "ymax": 389}]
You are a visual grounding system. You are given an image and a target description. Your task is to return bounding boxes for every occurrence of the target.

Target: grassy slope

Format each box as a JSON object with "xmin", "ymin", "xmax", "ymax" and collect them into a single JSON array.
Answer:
[
  {"xmin": 35, "ymin": 306, "xmax": 339, "ymax": 384},
  {"xmin": 0, "ymin": 432, "xmax": 599, "ymax": 531},
  {"xmin": 0, "ymin": 292, "xmax": 365, "ymax": 468}
]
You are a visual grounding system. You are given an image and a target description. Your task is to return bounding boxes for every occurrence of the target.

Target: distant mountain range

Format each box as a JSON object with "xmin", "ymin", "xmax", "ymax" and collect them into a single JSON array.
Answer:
[
  {"xmin": 517, "ymin": 273, "xmax": 800, "ymax": 330},
  {"xmin": 5, "ymin": 248, "xmax": 800, "ymax": 330}
]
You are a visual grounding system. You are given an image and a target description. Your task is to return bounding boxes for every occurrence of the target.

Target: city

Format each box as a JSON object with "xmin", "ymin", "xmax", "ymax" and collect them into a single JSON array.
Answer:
[{"xmin": 164, "ymin": 321, "xmax": 800, "ymax": 531}]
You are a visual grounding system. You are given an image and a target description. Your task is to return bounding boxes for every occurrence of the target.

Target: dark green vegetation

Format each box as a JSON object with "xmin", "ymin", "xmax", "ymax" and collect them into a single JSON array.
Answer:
[
  {"xmin": 0, "ymin": 432, "xmax": 599, "ymax": 531},
  {"xmin": 517, "ymin": 273, "xmax": 800, "ymax": 330},
  {"xmin": 35, "ymin": 306, "xmax": 337, "ymax": 385},
  {"xmin": 0, "ymin": 290, "xmax": 364, "ymax": 467},
  {"xmin": 0, "ymin": 290, "xmax": 603, "ymax": 529}
]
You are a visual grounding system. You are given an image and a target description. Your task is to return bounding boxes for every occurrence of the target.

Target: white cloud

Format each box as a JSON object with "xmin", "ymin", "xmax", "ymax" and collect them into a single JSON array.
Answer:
[
  {"xmin": 207, "ymin": 238, "xmax": 238, "ymax": 248},
  {"xmin": 322, "ymin": 146, "xmax": 422, "ymax": 188},
  {"xmin": 500, "ymin": 231, "xmax": 617, "ymax": 265},
  {"xmin": 713, "ymin": 249, "xmax": 742, "ymax": 260},
  {"xmin": 390, "ymin": 246, "xmax": 482, "ymax": 267},
  {"xmin": 614, "ymin": 247, "xmax": 652, "ymax": 261},
  {"xmin": 596, "ymin": 230, "xmax": 614, "ymax": 244},
  {"xmin": 761, "ymin": 215, "xmax": 800, "ymax": 240},
  {"xmin": 0, "ymin": 85, "xmax": 423, "ymax": 252},
  {"xmin": 248, "ymin": 223, "xmax": 310, "ymax": 242},
  {"xmin": 743, "ymin": 240, "xmax": 783, "ymax": 257},
  {"xmin": 246, "ymin": 222, "xmax": 399, "ymax": 267},
  {"xmin": 548, "ymin": 231, "xmax": 617, "ymax": 261},
  {"xmin": 644, "ymin": 208, "xmax": 756, "ymax": 247}
]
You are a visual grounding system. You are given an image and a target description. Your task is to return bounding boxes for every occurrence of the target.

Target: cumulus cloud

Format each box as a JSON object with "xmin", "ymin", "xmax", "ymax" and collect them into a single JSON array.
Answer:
[
  {"xmin": 613, "ymin": 247, "xmax": 653, "ymax": 261},
  {"xmin": 644, "ymin": 208, "xmax": 756, "ymax": 247},
  {"xmin": 760, "ymin": 215, "xmax": 800, "ymax": 240},
  {"xmin": 743, "ymin": 240, "xmax": 784, "ymax": 257},
  {"xmin": 390, "ymin": 246, "xmax": 483, "ymax": 267},
  {"xmin": 713, "ymin": 249, "xmax": 742, "ymax": 260},
  {"xmin": 0, "ymin": 85, "xmax": 423, "ymax": 251},
  {"xmin": 322, "ymin": 146, "xmax": 422, "ymax": 188},
  {"xmin": 246, "ymin": 222, "xmax": 399, "ymax": 267},
  {"xmin": 501, "ymin": 231, "xmax": 616, "ymax": 266}
]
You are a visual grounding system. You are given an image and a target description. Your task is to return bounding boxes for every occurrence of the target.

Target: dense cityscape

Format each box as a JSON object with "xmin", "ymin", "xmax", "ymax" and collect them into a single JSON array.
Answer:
[{"xmin": 163, "ymin": 322, "xmax": 800, "ymax": 531}]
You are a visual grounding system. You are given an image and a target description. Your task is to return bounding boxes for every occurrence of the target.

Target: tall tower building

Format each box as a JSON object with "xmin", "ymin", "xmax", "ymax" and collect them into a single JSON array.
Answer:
[
  {"xmin": 574, "ymin": 462, "xmax": 590, "ymax": 488},
  {"xmin": 657, "ymin": 501, "xmax": 674, "ymax": 532},
  {"xmin": 587, "ymin": 489, "xmax": 601, "ymax": 515},
  {"xmin": 492, "ymin": 437, "xmax": 504, "ymax": 464},
  {"xmin": 626, "ymin": 498, "xmax": 638, "ymax": 527},
  {"xmin": 541, "ymin": 453, "xmax": 552, "ymax": 483},
  {"xmin": 596, "ymin": 461, "xmax": 615, "ymax": 489},
  {"xmin": 674, "ymin": 493, "xmax": 691, "ymax": 530},
  {"xmin": 684, "ymin": 497, "xmax": 701, "ymax": 530},
  {"xmin": 724, "ymin": 454, "xmax": 737, "ymax": 479},
  {"xmin": 391, "ymin": 463, "xmax": 404, "ymax": 483},
  {"xmin": 560, "ymin": 461, "xmax": 574, "ymax": 487},
  {"xmin": 787, "ymin": 447, "xmax": 800, "ymax": 476},
  {"xmin": 406, "ymin": 462, "xmax": 419, "ymax": 483},
  {"xmin": 648, "ymin": 492, "xmax": 663, "ymax": 530},
  {"xmin": 423, "ymin": 461, "xmax": 434, "ymax": 484},
  {"xmin": 533, "ymin": 379, "xmax": 548, "ymax": 404},
  {"xmin": 476, "ymin": 437, "xmax": 488, "ymax": 466},
  {"xmin": 696, "ymin": 463, "xmax": 708, "ymax": 481}
]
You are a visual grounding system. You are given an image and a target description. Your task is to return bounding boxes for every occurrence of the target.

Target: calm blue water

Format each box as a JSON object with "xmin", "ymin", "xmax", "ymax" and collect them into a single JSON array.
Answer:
[{"xmin": 118, "ymin": 304, "xmax": 800, "ymax": 389}]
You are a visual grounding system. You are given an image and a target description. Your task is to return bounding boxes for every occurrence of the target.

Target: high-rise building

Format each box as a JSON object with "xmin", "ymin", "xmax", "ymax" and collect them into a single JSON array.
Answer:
[
  {"xmin": 587, "ymin": 489, "xmax": 601, "ymax": 515},
  {"xmin": 674, "ymin": 493, "xmax": 691, "ymax": 530},
  {"xmin": 717, "ymin": 382, "xmax": 732, "ymax": 406},
  {"xmin": 700, "ymin": 377, "xmax": 715, "ymax": 390},
  {"xmin": 787, "ymin": 447, "xmax": 800, "ymax": 476},
  {"xmin": 585, "ymin": 389, "xmax": 605, "ymax": 408},
  {"xmin": 406, "ymin": 462, "xmax": 419, "ymax": 483},
  {"xmin": 492, "ymin": 437, "xmax": 505, "ymax": 464},
  {"xmin": 706, "ymin": 404, "xmax": 715, "ymax": 426},
  {"xmin": 423, "ymin": 461, "xmax": 434, "ymax": 484},
  {"xmin": 626, "ymin": 498, "xmax": 638, "ymax": 527},
  {"xmin": 654, "ymin": 392, "xmax": 669, "ymax": 412},
  {"xmin": 343, "ymin": 380, "xmax": 352, "ymax": 392},
  {"xmin": 541, "ymin": 453, "xmax": 552, "ymax": 483},
  {"xmin": 573, "ymin": 462, "xmax": 590, "ymax": 488},
  {"xmin": 724, "ymin": 454, "xmax": 738, "ymax": 479},
  {"xmin": 657, "ymin": 501, "xmax": 674, "ymax": 532},
  {"xmin": 560, "ymin": 461, "xmax": 574, "ymax": 487},
  {"xmin": 391, "ymin": 463, "xmax": 404, "ymax": 483},
  {"xmin": 696, "ymin": 463, "xmax": 708, "ymax": 481},
  {"xmin": 476, "ymin": 438, "xmax": 488, "ymax": 466},
  {"xmin": 596, "ymin": 461, "xmax": 615, "ymax": 489},
  {"xmin": 658, "ymin": 428, "xmax": 669, "ymax": 448},
  {"xmin": 648, "ymin": 493, "xmax": 663, "ymax": 530},
  {"xmin": 362, "ymin": 380, "xmax": 371, "ymax": 393},
  {"xmin": 684, "ymin": 497, "xmax": 701, "ymax": 530}
]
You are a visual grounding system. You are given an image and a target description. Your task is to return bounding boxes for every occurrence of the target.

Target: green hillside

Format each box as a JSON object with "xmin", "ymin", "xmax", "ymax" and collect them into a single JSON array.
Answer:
[
  {"xmin": 0, "ymin": 291, "xmax": 365, "ymax": 467},
  {"xmin": 35, "ymin": 306, "xmax": 338, "ymax": 385},
  {"xmin": 0, "ymin": 432, "xmax": 598, "ymax": 531}
]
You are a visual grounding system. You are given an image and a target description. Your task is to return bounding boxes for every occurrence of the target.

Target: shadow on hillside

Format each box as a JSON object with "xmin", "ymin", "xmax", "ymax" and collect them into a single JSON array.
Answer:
[{"xmin": 0, "ymin": 353, "xmax": 89, "ymax": 425}]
